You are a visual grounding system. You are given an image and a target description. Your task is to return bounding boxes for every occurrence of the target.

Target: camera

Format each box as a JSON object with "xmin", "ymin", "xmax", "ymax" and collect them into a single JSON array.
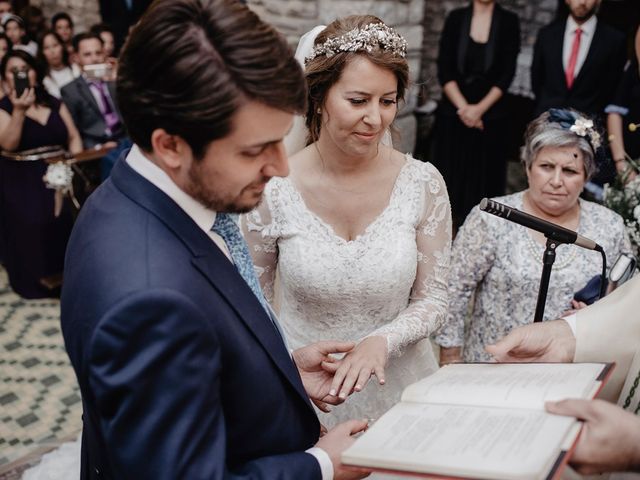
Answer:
[
  {"xmin": 83, "ymin": 63, "xmax": 112, "ymax": 81},
  {"xmin": 13, "ymin": 71, "xmax": 29, "ymax": 97}
]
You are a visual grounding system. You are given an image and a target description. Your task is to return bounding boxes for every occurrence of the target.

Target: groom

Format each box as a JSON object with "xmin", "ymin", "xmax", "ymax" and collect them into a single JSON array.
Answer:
[{"xmin": 60, "ymin": 0, "xmax": 368, "ymax": 479}]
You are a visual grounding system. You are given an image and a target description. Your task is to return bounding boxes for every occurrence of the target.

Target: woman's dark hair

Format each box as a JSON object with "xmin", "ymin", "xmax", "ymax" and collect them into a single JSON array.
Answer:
[
  {"xmin": 90, "ymin": 22, "xmax": 114, "ymax": 38},
  {"xmin": 51, "ymin": 12, "xmax": 73, "ymax": 30},
  {"xmin": 0, "ymin": 32, "xmax": 12, "ymax": 54},
  {"xmin": 0, "ymin": 49, "xmax": 55, "ymax": 108},
  {"xmin": 71, "ymin": 32, "xmax": 103, "ymax": 52},
  {"xmin": 304, "ymin": 15, "xmax": 409, "ymax": 143},
  {"xmin": 117, "ymin": 0, "xmax": 307, "ymax": 159},
  {"xmin": 37, "ymin": 30, "xmax": 70, "ymax": 74},
  {"xmin": 3, "ymin": 15, "xmax": 28, "ymax": 46}
]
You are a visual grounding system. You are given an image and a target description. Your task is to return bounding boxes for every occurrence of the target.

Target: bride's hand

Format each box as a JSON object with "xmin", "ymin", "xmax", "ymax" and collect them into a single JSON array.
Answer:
[{"xmin": 324, "ymin": 336, "xmax": 388, "ymax": 400}]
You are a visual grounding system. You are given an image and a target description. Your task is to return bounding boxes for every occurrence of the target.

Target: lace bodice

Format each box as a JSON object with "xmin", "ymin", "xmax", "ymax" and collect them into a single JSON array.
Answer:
[
  {"xmin": 242, "ymin": 156, "xmax": 451, "ymax": 427},
  {"xmin": 435, "ymin": 191, "xmax": 632, "ymax": 362}
]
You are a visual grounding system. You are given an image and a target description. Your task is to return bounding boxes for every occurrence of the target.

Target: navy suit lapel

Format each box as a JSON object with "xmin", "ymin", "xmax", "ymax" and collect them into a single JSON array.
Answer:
[{"xmin": 109, "ymin": 157, "xmax": 313, "ymax": 407}]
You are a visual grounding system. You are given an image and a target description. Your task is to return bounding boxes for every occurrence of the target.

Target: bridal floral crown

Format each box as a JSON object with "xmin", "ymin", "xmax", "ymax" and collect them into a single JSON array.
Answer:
[
  {"xmin": 548, "ymin": 108, "xmax": 602, "ymax": 151},
  {"xmin": 305, "ymin": 23, "xmax": 408, "ymax": 64}
]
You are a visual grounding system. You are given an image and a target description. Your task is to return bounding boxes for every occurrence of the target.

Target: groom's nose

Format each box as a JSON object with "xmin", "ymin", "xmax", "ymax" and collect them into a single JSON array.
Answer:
[{"xmin": 263, "ymin": 141, "xmax": 289, "ymax": 178}]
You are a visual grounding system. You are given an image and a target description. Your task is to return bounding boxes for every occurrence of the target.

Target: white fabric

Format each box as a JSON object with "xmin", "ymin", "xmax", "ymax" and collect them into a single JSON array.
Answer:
[
  {"xmin": 563, "ymin": 15, "xmax": 597, "ymax": 78},
  {"xmin": 563, "ymin": 313, "xmax": 577, "ymax": 336},
  {"xmin": 306, "ymin": 447, "xmax": 333, "ymax": 480},
  {"xmin": 126, "ymin": 144, "xmax": 231, "ymax": 259},
  {"xmin": 43, "ymin": 64, "xmax": 81, "ymax": 99},
  {"xmin": 21, "ymin": 434, "xmax": 81, "ymax": 480},
  {"xmin": 242, "ymin": 156, "xmax": 451, "ymax": 429}
]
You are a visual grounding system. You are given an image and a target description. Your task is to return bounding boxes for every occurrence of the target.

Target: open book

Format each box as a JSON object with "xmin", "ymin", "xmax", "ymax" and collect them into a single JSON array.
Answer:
[{"xmin": 342, "ymin": 363, "xmax": 613, "ymax": 480}]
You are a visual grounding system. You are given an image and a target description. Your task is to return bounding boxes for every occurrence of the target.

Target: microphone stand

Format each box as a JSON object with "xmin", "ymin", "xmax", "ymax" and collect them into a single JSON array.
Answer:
[{"xmin": 534, "ymin": 238, "xmax": 560, "ymax": 322}]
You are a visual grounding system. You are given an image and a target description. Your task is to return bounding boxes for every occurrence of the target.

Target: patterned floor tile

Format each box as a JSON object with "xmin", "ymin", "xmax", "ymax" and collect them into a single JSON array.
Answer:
[{"xmin": 0, "ymin": 268, "xmax": 82, "ymax": 471}]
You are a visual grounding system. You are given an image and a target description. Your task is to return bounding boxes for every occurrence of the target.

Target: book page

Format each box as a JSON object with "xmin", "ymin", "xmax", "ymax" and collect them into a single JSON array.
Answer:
[
  {"xmin": 343, "ymin": 402, "xmax": 577, "ymax": 480},
  {"xmin": 401, "ymin": 363, "xmax": 604, "ymax": 410}
]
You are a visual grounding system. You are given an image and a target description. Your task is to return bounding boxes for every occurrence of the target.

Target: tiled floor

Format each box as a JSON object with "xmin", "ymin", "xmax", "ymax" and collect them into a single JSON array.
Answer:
[{"xmin": 0, "ymin": 268, "xmax": 82, "ymax": 477}]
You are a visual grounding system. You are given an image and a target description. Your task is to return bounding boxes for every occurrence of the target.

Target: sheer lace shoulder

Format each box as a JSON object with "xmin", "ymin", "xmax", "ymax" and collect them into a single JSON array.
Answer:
[{"xmin": 368, "ymin": 158, "xmax": 452, "ymax": 356}]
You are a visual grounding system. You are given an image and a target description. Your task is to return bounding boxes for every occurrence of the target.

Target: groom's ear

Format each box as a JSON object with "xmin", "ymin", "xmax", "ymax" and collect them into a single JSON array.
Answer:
[{"xmin": 150, "ymin": 128, "xmax": 193, "ymax": 172}]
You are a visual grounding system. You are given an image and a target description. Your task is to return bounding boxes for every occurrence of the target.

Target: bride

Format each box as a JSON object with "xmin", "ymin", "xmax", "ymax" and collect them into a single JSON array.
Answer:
[{"xmin": 242, "ymin": 15, "xmax": 452, "ymax": 428}]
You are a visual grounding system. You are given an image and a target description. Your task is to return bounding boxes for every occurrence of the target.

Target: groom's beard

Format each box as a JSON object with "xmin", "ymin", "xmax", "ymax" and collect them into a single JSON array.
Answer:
[{"xmin": 185, "ymin": 164, "xmax": 270, "ymax": 214}]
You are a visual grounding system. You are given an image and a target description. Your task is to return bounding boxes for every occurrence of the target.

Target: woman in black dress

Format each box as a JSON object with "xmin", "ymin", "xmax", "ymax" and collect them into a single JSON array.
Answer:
[
  {"xmin": 0, "ymin": 50, "xmax": 82, "ymax": 298},
  {"xmin": 431, "ymin": 0, "xmax": 520, "ymax": 227}
]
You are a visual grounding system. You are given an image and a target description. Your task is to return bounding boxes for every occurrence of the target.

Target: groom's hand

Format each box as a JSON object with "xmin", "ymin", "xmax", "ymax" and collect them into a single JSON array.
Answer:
[
  {"xmin": 316, "ymin": 419, "xmax": 371, "ymax": 480},
  {"xmin": 293, "ymin": 341, "xmax": 355, "ymax": 412}
]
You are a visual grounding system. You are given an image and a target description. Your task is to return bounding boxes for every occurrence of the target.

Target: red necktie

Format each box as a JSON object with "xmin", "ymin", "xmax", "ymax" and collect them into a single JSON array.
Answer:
[{"xmin": 565, "ymin": 28, "xmax": 582, "ymax": 89}]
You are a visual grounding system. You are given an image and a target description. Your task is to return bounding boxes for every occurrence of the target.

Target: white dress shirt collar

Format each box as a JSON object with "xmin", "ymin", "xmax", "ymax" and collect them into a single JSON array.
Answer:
[
  {"xmin": 566, "ymin": 14, "xmax": 597, "ymax": 38},
  {"xmin": 125, "ymin": 144, "xmax": 219, "ymax": 235},
  {"xmin": 563, "ymin": 15, "xmax": 598, "ymax": 75}
]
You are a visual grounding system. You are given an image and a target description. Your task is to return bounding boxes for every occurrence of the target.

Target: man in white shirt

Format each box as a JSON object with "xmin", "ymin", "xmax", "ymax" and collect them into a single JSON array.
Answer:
[{"xmin": 59, "ymin": 1, "xmax": 368, "ymax": 479}]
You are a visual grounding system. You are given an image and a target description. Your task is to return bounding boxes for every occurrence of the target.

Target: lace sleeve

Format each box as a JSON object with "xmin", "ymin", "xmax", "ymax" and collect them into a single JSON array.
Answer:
[
  {"xmin": 240, "ymin": 197, "xmax": 279, "ymax": 303},
  {"xmin": 367, "ymin": 165, "xmax": 452, "ymax": 358},
  {"xmin": 434, "ymin": 206, "xmax": 496, "ymax": 348}
]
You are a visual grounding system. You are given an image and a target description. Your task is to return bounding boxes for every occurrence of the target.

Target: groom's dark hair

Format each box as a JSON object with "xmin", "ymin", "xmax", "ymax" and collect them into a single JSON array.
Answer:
[{"xmin": 116, "ymin": 0, "xmax": 307, "ymax": 160}]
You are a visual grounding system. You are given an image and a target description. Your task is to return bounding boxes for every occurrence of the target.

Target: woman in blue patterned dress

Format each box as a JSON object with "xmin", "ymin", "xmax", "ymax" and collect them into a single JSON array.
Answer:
[{"xmin": 436, "ymin": 109, "xmax": 632, "ymax": 364}]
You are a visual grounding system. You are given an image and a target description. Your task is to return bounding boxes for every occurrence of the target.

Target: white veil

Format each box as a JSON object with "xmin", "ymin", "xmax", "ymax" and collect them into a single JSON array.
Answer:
[{"xmin": 283, "ymin": 24, "xmax": 393, "ymax": 157}]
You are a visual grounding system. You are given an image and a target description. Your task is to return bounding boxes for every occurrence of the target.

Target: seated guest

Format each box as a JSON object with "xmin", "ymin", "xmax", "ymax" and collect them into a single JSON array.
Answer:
[
  {"xmin": 61, "ymin": 32, "xmax": 129, "ymax": 179},
  {"xmin": 0, "ymin": 50, "xmax": 82, "ymax": 298},
  {"xmin": 606, "ymin": 23, "xmax": 640, "ymax": 182},
  {"xmin": 2, "ymin": 14, "xmax": 36, "ymax": 56},
  {"xmin": 38, "ymin": 30, "xmax": 80, "ymax": 98},
  {"xmin": 51, "ymin": 12, "xmax": 74, "ymax": 57},
  {"xmin": 435, "ymin": 109, "xmax": 632, "ymax": 364},
  {"xmin": 90, "ymin": 23, "xmax": 116, "ymax": 60}
]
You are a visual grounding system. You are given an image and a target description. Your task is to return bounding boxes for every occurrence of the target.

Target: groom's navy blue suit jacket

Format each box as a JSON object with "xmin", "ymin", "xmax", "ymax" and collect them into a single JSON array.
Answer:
[{"xmin": 61, "ymin": 155, "xmax": 321, "ymax": 479}]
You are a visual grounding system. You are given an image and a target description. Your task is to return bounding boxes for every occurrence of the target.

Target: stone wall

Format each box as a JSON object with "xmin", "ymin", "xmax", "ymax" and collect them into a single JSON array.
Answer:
[
  {"xmin": 248, "ymin": 0, "xmax": 425, "ymax": 152},
  {"xmin": 34, "ymin": 0, "xmax": 100, "ymax": 34}
]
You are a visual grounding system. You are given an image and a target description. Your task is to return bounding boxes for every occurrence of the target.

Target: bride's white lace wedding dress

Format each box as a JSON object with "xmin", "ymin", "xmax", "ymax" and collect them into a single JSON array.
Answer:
[{"xmin": 243, "ymin": 155, "xmax": 451, "ymax": 427}]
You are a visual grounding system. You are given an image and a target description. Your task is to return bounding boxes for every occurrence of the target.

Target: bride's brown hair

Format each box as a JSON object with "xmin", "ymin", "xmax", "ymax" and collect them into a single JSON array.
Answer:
[{"xmin": 304, "ymin": 15, "xmax": 409, "ymax": 144}]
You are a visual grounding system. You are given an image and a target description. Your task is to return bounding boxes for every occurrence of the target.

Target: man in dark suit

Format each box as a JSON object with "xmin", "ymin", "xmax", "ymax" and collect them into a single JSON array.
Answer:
[
  {"xmin": 60, "ymin": 1, "xmax": 368, "ymax": 479},
  {"xmin": 61, "ymin": 32, "xmax": 130, "ymax": 180},
  {"xmin": 531, "ymin": 0, "xmax": 626, "ymax": 186},
  {"xmin": 531, "ymin": 0, "xmax": 626, "ymax": 118},
  {"xmin": 98, "ymin": 0, "xmax": 153, "ymax": 54}
]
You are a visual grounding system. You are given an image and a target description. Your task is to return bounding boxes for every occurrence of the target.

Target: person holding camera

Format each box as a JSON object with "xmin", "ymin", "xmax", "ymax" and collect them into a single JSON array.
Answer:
[
  {"xmin": 61, "ymin": 32, "xmax": 129, "ymax": 180},
  {"xmin": 0, "ymin": 49, "xmax": 82, "ymax": 298}
]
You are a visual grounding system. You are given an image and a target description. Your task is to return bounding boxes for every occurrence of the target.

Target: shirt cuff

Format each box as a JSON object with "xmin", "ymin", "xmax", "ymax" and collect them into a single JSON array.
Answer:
[
  {"xmin": 306, "ymin": 447, "xmax": 334, "ymax": 480},
  {"xmin": 604, "ymin": 104, "xmax": 629, "ymax": 116},
  {"xmin": 563, "ymin": 314, "xmax": 577, "ymax": 337}
]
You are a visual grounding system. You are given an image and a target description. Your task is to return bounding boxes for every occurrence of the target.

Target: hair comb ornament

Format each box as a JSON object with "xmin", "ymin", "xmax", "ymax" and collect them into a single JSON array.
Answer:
[
  {"xmin": 305, "ymin": 23, "xmax": 408, "ymax": 64},
  {"xmin": 547, "ymin": 108, "xmax": 602, "ymax": 151}
]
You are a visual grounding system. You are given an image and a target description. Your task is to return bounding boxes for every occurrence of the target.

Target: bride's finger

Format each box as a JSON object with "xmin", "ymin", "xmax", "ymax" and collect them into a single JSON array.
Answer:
[
  {"xmin": 372, "ymin": 364, "xmax": 386, "ymax": 385},
  {"xmin": 338, "ymin": 365, "xmax": 361, "ymax": 399},
  {"xmin": 329, "ymin": 362, "xmax": 351, "ymax": 397},
  {"xmin": 353, "ymin": 366, "xmax": 373, "ymax": 392}
]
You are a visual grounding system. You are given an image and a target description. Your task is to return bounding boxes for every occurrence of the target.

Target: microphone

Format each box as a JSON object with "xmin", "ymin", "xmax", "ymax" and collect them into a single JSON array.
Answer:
[{"xmin": 479, "ymin": 198, "xmax": 602, "ymax": 251}]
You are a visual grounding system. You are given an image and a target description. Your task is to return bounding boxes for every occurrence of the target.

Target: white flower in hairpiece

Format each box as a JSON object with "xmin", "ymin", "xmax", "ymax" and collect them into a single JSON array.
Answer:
[
  {"xmin": 305, "ymin": 23, "xmax": 408, "ymax": 64},
  {"xmin": 569, "ymin": 117, "xmax": 593, "ymax": 137},
  {"xmin": 569, "ymin": 117, "xmax": 601, "ymax": 149}
]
